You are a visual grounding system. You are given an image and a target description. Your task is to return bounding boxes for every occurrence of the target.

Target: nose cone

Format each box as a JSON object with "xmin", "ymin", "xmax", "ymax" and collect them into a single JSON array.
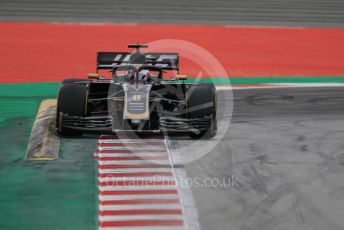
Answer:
[{"xmin": 123, "ymin": 83, "xmax": 151, "ymax": 120}]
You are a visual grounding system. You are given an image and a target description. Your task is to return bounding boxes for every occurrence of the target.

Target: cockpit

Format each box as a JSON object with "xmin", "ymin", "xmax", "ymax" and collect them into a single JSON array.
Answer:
[{"xmin": 112, "ymin": 65, "xmax": 162, "ymax": 84}]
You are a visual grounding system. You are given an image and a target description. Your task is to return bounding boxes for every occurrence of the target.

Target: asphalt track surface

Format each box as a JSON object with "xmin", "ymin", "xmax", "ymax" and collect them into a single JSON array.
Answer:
[
  {"xmin": 1, "ymin": 0, "xmax": 344, "ymax": 27},
  {"xmin": 174, "ymin": 87, "xmax": 344, "ymax": 230}
]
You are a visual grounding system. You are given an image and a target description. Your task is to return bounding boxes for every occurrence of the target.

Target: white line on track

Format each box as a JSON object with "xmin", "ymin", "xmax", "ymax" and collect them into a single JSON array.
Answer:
[
  {"xmin": 99, "ymin": 185, "xmax": 178, "ymax": 191},
  {"xmin": 99, "ymin": 226, "xmax": 185, "ymax": 230},
  {"xmin": 99, "ymin": 168, "xmax": 174, "ymax": 173},
  {"xmin": 98, "ymin": 160, "xmax": 170, "ymax": 165},
  {"xmin": 99, "ymin": 139, "xmax": 164, "ymax": 143},
  {"xmin": 99, "ymin": 194, "xmax": 181, "ymax": 201},
  {"xmin": 98, "ymin": 146, "xmax": 167, "ymax": 151},
  {"xmin": 165, "ymin": 138, "xmax": 202, "ymax": 230},
  {"xmin": 99, "ymin": 215, "xmax": 183, "ymax": 221},
  {"xmin": 96, "ymin": 153, "xmax": 168, "ymax": 157},
  {"xmin": 99, "ymin": 204, "xmax": 182, "ymax": 211},
  {"xmin": 99, "ymin": 177, "xmax": 176, "ymax": 182}
]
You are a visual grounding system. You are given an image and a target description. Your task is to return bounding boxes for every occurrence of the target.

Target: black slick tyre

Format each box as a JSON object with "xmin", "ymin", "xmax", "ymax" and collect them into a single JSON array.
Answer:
[
  {"xmin": 56, "ymin": 81, "xmax": 88, "ymax": 136},
  {"xmin": 186, "ymin": 83, "xmax": 217, "ymax": 139}
]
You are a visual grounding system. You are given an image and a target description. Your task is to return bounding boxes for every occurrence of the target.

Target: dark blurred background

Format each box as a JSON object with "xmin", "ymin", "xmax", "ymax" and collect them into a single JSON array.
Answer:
[{"xmin": 0, "ymin": 0, "xmax": 344, "ymax": 26}]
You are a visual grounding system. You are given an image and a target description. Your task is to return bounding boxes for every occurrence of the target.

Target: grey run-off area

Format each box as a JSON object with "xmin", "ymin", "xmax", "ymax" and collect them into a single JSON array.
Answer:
[
  {"xmin": 1, "ymin": 0, "xmax": 344, "ymax": 27},
  {"xmin": 174, "ymin": 87, "xmax": 344, "ymax": 230}
]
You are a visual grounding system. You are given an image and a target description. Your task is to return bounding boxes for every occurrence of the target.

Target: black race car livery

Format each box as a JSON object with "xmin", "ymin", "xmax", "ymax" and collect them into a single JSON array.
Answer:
[{"xmin": 56, "ymin": 44, "xmax": 217, "ymax": 138}]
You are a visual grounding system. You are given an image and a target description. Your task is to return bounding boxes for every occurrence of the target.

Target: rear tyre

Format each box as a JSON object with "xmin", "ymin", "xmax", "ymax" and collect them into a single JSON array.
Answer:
[
  {"xmin": 56, "ymin": 81, "xmax": 88, "ymax": 136},
  {"xmin": 187, "ymin": 83, "xmax": 217, "ymax": 139}
]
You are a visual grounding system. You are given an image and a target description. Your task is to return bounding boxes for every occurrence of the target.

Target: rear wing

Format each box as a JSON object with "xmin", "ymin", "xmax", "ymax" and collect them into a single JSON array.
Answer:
[{"xmin": 97, "ymin": 52, "xmax": 179, "ymax": 72}]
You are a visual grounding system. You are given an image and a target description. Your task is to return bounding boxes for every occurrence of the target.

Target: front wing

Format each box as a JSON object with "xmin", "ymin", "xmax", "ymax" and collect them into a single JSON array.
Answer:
[{"xmin": 59, "ymin": 113, "xmax": 212, "ymax": 134}]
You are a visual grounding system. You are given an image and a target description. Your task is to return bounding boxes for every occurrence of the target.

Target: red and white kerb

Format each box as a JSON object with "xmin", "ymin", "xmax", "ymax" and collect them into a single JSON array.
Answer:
[{"xmin": 96, "ymin": 135, "xmax": 186, "ymax": 230}]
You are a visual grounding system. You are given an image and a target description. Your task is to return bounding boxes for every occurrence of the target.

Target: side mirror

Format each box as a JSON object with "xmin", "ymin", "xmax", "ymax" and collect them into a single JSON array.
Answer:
[
  {"xmin": 176, "ymin": 75, "xmax": 187, "ymax": 80},
  {"xmin": 88, "ymin": 73, "xmax": 100, "ymax": 79}
]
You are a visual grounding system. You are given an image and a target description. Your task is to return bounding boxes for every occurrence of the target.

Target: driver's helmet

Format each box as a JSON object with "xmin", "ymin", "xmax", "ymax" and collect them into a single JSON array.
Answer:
[
  {"xmin": 128, "ymin": 69, "xmax": 136, "ymax": 83},
  {"xmin": 138, "ymin": 69, "xmax": 151, "ymax": 82}
]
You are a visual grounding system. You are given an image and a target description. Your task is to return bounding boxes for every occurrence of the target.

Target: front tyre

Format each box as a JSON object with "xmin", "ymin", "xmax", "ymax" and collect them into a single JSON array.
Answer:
[
  {"xmin": 186, "ymin": 83, "xmax": 217, "ymax": 139},
  {"xmin": 56, "ymin": 81, "xmax": 88, "ymax": 136}
]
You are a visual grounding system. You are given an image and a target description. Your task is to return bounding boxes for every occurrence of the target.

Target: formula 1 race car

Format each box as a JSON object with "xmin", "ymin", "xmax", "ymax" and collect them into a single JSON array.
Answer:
[{"xmin": 56, "ymin": 44, "xmax": 217, "ymax": 138}]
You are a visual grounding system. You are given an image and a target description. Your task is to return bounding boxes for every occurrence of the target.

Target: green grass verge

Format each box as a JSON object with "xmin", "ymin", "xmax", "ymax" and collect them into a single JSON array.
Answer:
[
  {"xmin": 0, "ymin": 83, "xmax": 97, "ymax": 230},
  {"xmin": 2, "ymin": 76, "xmax": 344, "ymax": 91}
]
